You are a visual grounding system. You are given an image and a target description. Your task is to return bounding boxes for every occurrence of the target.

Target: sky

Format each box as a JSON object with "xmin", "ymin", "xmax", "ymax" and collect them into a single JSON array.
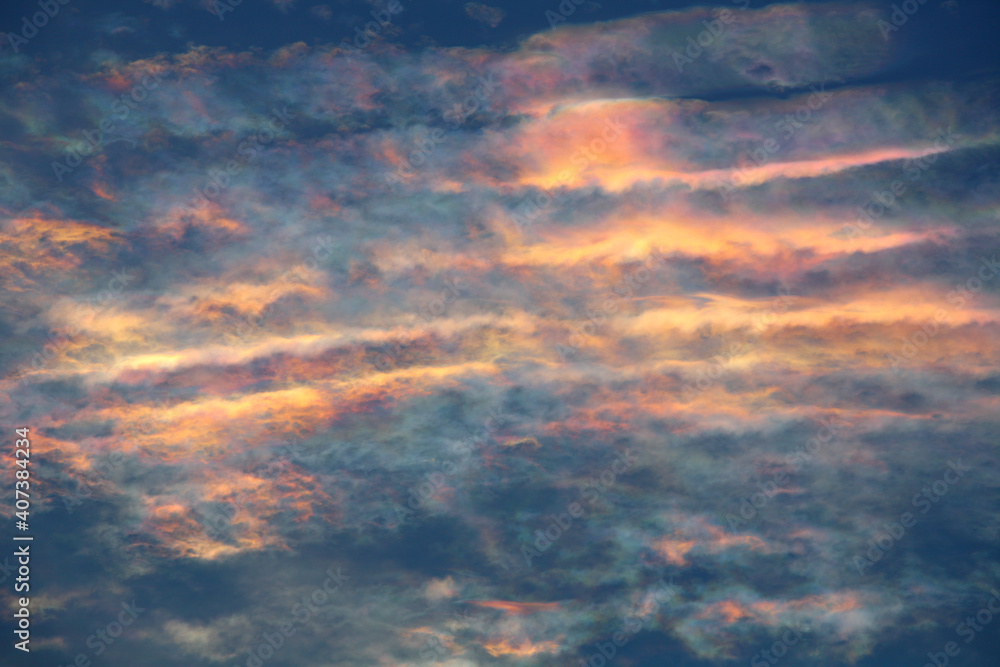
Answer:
[{"xmin": 1, "ymin": 0, "xmax": 1000, "ymax": 665}]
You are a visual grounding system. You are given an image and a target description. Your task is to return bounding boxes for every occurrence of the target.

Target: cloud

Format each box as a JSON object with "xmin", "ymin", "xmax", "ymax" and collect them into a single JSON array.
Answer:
[{"xmin": 2, "ymin": 1, "xmax": 1000, "ymax": 665}]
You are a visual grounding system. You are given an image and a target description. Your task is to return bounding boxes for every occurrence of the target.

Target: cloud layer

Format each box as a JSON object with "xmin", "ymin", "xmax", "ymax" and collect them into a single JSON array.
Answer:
[{"xmin": 2, "ymin": 1, "xmax": 1000, "ymax": 665}]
